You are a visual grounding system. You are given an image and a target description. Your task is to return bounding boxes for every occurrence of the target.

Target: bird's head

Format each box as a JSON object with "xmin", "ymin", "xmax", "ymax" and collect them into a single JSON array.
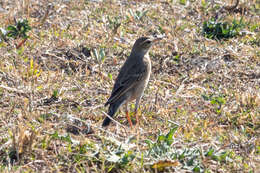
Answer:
[{"xmin": 131, "ymin": 36, "xmax": 162, "ymax": 57}]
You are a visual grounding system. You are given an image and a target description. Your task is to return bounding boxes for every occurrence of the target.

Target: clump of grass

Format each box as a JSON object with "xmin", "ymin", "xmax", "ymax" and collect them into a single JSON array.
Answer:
[
  {"xmin": 145, "ymin": 127, "xmax": 235, "ymax": 172},
  {"xmin": 202, "ymin": 17, "xmax": 245, "ymax": 40},
  {"xmin": 144, "ymin": 127, "xmax": 204, "ymax": 172},
  {"xmin": 128, "ymin": 9, "xmax": 148, "ymax": 20},
  {"xmin": 93, "ymin": 47, "xmax": 106, "ymax": 64},
  {"xmin": 202, "ymin": 94, "xmax": 226, "ymax": 114}
]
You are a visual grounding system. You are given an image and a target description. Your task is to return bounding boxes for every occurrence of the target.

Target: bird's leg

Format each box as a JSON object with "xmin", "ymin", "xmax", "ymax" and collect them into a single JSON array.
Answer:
[
  {"xmin": 135, "ymin": 98, "xmax": 141, "ymax": 126},
  {"xmin": 125, "ymin": 104, "xmax": 133, "ymax": 128}
]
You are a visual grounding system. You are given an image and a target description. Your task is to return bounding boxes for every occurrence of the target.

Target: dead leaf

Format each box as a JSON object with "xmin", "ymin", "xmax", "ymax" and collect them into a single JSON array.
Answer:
[{"xmin": 152, "ymin": 160, "xmax": 179, "ymax": 169}]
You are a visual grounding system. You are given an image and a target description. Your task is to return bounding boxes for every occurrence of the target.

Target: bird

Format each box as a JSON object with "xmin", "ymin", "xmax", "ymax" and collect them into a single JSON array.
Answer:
[{"xmin": 102, "ymin": 36, "xmax": 162, "ymax": 127}]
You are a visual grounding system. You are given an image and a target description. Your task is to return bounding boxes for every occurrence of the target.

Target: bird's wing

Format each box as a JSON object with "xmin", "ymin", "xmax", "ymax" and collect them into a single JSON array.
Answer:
[{"xmin": 105, "ymin": 62, "xmax": 146, "ymax": 105}]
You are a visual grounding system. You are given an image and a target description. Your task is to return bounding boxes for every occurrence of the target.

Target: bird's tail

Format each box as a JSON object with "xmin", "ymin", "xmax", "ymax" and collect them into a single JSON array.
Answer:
[{"xmin": 102, "ymin": 98, "xmax": 125, "ymax": 127}]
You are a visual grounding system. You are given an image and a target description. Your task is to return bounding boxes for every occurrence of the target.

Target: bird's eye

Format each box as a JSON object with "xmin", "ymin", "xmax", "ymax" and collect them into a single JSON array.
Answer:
[{"xmin": 146, "ymin": 40, "xmax": 151, "ymax": 44}]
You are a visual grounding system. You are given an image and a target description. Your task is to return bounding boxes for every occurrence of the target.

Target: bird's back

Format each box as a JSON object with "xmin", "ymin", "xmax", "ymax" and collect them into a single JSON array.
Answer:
[{"xmin": 105, "ymin": 55, "xmax": 146, "ymax": 106}]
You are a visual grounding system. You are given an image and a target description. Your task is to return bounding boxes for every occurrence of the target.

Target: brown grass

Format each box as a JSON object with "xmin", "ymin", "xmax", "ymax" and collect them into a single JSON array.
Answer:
[{"xmin": 0, "ymin": 0, "xmax": 259, "ymax": 172}]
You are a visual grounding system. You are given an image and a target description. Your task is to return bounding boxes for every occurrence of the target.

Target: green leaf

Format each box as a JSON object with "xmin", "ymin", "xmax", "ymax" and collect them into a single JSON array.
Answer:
[
  {"xmin": 202, "ymin": 17, "xmax": 244, "ymax": 40},
  {"xmin": 205, "ymin": 148, "xmax": 214, "ymax": 157},
  {"xmin": 179, "ymin": 0, "xmax": 186, "ymax": 5},
  {"xmin": 99, "ymin": 48, "xmax": 105, "ymax": 62},
  {"xmin": 165, "ymin": 127, "xmax": 178, "ymax": 145},
  {"xmin": 93, "ymin": 48, "xmax": 99, "ymax": 60},
  {"xmin": 193, "ymin": 166, "xmax": 201, "ymax": 172},
  {"xmin": 108, "ymin": 73, "xmax": 113, "ymax": 80},
  {"xmin": 201, "ymin": 94, "xmax": 210, "ymax": 101},
  {"xmin": 7, "ymin": 25, "xmax": 17, "ymax": 32},
  {"xmin": 52, "ymin": 90, "xmax": 58, "ymax": 98},
  {"xmin": 157, "ymin": 135, "xmax": 166, "ymax": 142}
]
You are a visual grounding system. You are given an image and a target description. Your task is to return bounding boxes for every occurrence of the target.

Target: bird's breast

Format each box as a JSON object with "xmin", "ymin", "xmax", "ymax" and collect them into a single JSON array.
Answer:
[
  {"xmin": 130, "ymin": 56, "xmax": 151, "ymax": 100},
  {"xmin": 143, "ymin": 55, "xmax": 151, "ymax": 81}
]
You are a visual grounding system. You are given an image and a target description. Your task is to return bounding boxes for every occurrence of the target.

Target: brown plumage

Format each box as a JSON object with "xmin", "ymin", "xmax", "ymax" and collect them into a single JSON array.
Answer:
[{"xmin": 102, "ymin": 36, "xmax": 161, "ymax": 127}]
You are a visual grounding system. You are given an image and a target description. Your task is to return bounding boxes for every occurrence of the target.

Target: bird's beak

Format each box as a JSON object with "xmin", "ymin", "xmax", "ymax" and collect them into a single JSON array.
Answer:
[
  {"xmin": 152, "ymin": 38, "xmax": 161, "ymax": 43},
  {"xmin": 151, "ymin": 35, "xmax": 164, "ymax": 43}
]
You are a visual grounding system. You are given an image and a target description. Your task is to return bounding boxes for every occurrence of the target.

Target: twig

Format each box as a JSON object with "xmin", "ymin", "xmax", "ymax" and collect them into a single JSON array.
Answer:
[
  {"xmin": 0, "ymin": 84, "xmax": 29, "ymax": 97},
  {"xmin": 40, "ymin": 4, "xmax": 52, "ymax": 26},
  {"xmin": 16, "ymin": 37, "xmax": 28, "ymax": 49},
  {"xmin": 175, "ymin": 77, "xmax": 188, "ymax": 96},
  {"xmin": 101, "ymin": 111, "xmax": 126, "ymax": 129},
  {"xmin": 224, "ymin": 0, "xmax": 239, "ymax": 12}
]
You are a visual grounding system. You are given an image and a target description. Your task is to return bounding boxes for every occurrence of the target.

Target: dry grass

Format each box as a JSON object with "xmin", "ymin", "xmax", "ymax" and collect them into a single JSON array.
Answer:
[{"xmin": 0, "ymin": 0, "xmax": 259, "ymax": 172}]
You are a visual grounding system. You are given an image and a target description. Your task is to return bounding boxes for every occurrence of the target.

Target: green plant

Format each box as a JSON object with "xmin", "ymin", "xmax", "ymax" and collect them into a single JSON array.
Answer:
[
  {"xmin": 129, "ymin": 9, "xmax": 148, "ymax": 20},
  {"xmin": 103, "ymin": 141, "xmax": 135, "ymax": 171},
  {"xmin": 107, "ymin": 16, "xmax": 121, "ymax": 31},
  {"xmin": 249, "ymin": 37, "xmax": 260, "ymax": 47},
  {"xmin": 202, "ymin": 94, "xmax": 226, "ymax": 114},
  {"xmin": 145, "ymin": 127, "xmax": 206, "ymax": 172},
  {"xmin": 202, "ymin": 17, "xmax": 245, "ymax": 40},
  {"xmin": 205, "ymin": 147, "xmax": 233, "ymax": 163},
  {"xmin": 50, "ymin": 131, "xmax": 73, "ymax": 143},
  {"xmin": 173, "ymin": 54, "xmax": 181, "ymax": 64},
  {"xmin": 145, "ymin": 127, "xmax": 178, "ymax": 159},
  {"xmin": 7, "ymin": 19, "xmax": 31, "ymax": 39},
  {"xmin": 175, "ymin": 148, "xmax": 203, "ymax": 172},
  {"xmin": 108, "ymin": 73, "xmax": 113, "ymax": 80},
  {"xmin": 179, "ymin": 0, "xmax": 186, "ymax": 5},
  {"xmin": 93, "ymin": 47, "xmax": 106, "ymax": 64},
  {"xmin": 52, "ymin": 90, "xmax": 58, "ymax": 98},
  {"xmin": 145, "ymin": 127, "xmax": 235, "ymax": 172}
]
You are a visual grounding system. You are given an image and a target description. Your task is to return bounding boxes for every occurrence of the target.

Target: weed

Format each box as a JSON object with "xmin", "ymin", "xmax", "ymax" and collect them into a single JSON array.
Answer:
[
  {"xmin": 202, "ymin": 94, "xmax": 226, "ymax": 114},
  {"xmin": 93, "ymin": 47, "xmax": 106, "ymax": 64},
  {"xmin": 6, "ymin": 19, "xmax": 31, "ymax": 39},
  {"xmin": 202, "ymin": 17, "xmax": 245, "ymax": 40},
  {"xmin": 107, "ymin": 16, "xmax": 121, "ymax": 32},
  {"xmin": 129, "ymin": 9, "xmax": 148, "ymax": 20},
  {"xmin": 145, "ymin": 127, "xmax": 178, "ymax": 159},
  {"xmin": 179, "ymin": 0, "xmax": 186, "ymax": 5}
]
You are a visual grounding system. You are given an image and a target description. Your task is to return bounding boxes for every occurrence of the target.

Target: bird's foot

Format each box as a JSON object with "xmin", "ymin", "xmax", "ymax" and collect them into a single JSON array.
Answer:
[{"xmin": 126, "ymin": 111, "xmax": 133, "ymax": 128}]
